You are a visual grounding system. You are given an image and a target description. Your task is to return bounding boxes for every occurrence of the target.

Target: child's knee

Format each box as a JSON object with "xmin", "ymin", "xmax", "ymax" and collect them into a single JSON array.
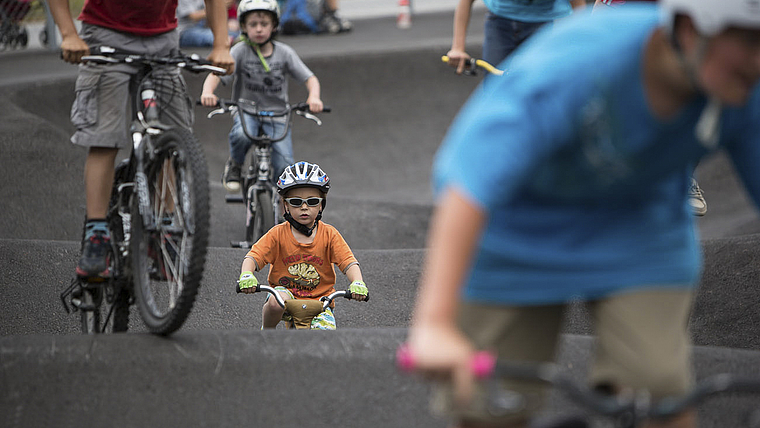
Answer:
[{"xmin": 263, "ymin": 297, "xmax": 284, "ymax": 314}]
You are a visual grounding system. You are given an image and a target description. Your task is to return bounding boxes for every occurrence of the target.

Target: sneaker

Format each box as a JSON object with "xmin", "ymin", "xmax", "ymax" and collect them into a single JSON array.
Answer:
[
  {"xmin": 76, "ymin": 223, "xmax": 111, "ymax": 279},
  {"xmin": 222, "ymin": 158, "xmax": 241, "ymax": 193},
  {"xmin": 320, "ymin": 10, "xmax": 352, "ymax": 34},
  {"xmin": 688, "ymin": 178, "xmax": 707, "ymax": 216}
]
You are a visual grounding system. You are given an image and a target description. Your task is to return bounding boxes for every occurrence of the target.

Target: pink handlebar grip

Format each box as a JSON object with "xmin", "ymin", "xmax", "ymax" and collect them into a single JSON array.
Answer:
[
  {"xmin": 396, "ymin": 344, "xmax": 416, "ymax": 372},
  {"xmin": 470, "ymin": 351, "xmax": 497, "ymax": 379},
  {"xmin": 396, "ymin": 344, "xmax": 496, "ymax": 378}
]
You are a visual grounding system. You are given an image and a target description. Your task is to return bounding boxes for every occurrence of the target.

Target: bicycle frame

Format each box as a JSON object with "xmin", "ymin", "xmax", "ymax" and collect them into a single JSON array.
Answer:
[
  {"xmin": 238, "ymin": 104, "xmax": 290, "ymax": 247},
  {"xmin": 207, "ymin": 99, "xmax": 327, "ymax": 248}
]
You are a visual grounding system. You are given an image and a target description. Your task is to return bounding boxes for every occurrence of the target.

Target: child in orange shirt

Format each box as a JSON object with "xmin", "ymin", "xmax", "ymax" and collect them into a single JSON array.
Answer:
[{"xmin": 237, "ymin": 161, "xmax": 368, "ymax": 329}]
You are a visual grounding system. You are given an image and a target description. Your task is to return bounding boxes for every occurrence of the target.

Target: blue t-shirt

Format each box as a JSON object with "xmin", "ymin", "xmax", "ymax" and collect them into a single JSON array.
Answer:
[
  {"xmin": 434, "ymin": 5, "xmax": 760, "ymax": 305},
  {"xmin": 483, "ymin": 0, "xmax": 574, "ymax": 22}
]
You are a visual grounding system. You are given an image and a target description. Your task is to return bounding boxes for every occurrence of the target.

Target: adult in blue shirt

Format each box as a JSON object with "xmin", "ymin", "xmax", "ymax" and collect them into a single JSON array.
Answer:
[
  {"xmin": 408, "ymin": 1, "xmax": 760, "ymax": 427},
  {"xmin": 446, "ymin": 0, "xmax": 586, "ymax": 74}
]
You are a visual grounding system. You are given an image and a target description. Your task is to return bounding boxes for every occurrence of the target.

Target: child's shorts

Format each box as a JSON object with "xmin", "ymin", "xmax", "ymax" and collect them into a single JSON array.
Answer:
[{"xmin": 430, "ymin": 288, "xmax": 694, "ymax": 426}]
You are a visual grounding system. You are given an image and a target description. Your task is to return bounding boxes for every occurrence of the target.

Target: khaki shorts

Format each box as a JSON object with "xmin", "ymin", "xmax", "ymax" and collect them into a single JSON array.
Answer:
[
  {"xmin": 70, "ymin": 23, "xmax": 194, "ymax": 149},
  {"xmin": 431, "ymin": 288, "xmax": 694, "ymax": 426}
]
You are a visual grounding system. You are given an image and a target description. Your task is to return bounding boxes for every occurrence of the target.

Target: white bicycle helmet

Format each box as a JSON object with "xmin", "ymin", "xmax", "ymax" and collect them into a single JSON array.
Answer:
[
  {"xmin": 277, "ymin": 161, "xmax": 331, "ymax": 195},
  {"xmin": 661, "ymin": 0, "xmax": 760, "ymax": 36},
  {"xmin": 238, "ymin": 0, "xmax": 281, "ymax": 27}
]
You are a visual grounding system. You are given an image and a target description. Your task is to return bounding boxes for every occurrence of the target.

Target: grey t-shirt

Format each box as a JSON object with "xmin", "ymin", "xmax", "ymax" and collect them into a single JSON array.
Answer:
[{"xmin": 220, "ymin": 40, "xmax": 314, "ymax": 111}]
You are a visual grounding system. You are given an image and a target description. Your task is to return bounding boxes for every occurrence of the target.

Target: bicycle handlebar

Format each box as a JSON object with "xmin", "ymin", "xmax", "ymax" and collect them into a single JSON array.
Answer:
[
  {"xmin": 204, "ymin": 99, "xmax": 331, "ymax": 118},
  {"xmin": 81, "ymin": 45, "xmax": 227, "ymax": 74},
  {"xmin": 235, "ymin": 282, "xmax": 368, "ymax": 310},
  {"xmin": 201, "ymin": 99, "xmax": 330, "ymax": 143},
  {"xmin": 396, "ymin": 345, "xmax": 760, "ymax": 424},
  {"xmin": 441, "ymin": 55, "xmax": 505, "ymax": 76}
]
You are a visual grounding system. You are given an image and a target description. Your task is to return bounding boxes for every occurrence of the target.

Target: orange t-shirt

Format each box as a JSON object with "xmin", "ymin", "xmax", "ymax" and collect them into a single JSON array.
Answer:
[{"xmin": 246, "ymin": 222, "xmax": 359, "ymax": 300}]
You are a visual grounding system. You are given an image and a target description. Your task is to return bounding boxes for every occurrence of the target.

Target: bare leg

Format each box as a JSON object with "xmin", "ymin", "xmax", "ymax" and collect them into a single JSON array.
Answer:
[
  {"xmin": 84, "ymin": 147, "xmax": 118, "ymax": 219},
  {"xmin": 261, "ymin": 290, "xmax": 291, "ymax": 328}
]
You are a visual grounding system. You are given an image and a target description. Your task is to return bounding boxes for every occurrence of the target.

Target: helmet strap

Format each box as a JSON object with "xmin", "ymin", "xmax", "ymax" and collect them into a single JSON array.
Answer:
[
  {"xmin": 670, "ymin": 33, "xmax": 722, "ymax": 148},
  {"xmin": 243, "ymin": 36, "xmax": 272, "ymax": 72},
  {"xmin": 669, "ymin": 23, "xmax": 708, "ymax": 95},
  {"xmin": 283, "ymin": 211, "xmax": 322, "ymax": 237}
]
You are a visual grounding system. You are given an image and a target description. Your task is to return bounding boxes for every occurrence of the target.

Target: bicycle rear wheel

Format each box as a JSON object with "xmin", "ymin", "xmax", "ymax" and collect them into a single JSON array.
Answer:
[
  {"xmin": 131, "ymin": 128, "xmax": 210, "ymax": 335},
  {"xmin": 246, "ymin": 187, "xmax": 275, "ymax": 243}
]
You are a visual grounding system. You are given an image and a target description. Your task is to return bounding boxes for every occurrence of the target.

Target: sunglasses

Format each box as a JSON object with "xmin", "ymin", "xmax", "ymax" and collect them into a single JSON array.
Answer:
[{"xmin": 284, "ymin": 197, "xmax": 323, "ymax": 207}]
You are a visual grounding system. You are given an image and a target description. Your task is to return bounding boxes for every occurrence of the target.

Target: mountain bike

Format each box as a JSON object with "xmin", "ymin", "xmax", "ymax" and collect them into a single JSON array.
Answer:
[
  {"xmin": 60, "ymin": 46, "xmax": 225, "ymax": 335},
  {"xmin": 235, "ymin": 282, "xmax": 369, "ymax": 329},
  {"xmin": 204, "ymin": 99, "xmax": 329, "ymax": 248},
  {"xmin": 397, "ymin": 346, "xmax": 760, "ymax": 428},
  {"xmin": 441, "ymin": 55, "xmax": 505, "ymax": 76}
]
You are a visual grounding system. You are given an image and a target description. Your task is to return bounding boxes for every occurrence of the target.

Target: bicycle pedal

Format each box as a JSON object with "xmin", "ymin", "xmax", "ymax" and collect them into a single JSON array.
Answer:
[{"xmin": 225, "ymin": 194, "xmax": 244, "ymax": 203}]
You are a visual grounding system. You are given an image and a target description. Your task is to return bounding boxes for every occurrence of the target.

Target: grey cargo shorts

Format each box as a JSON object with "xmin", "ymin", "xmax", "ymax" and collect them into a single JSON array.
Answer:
[{"xmin": 70, "ymin": 23, "xmax": 194, "ymax": 149}]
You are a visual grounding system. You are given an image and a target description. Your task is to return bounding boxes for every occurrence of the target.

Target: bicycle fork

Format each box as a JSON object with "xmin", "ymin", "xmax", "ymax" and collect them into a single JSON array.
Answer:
[
  {"xmin": 247, "ymin": 145, "xmax": 277, "ymax": 222},
  {"xmin": 132, "ymin": 131, "xmax": 155, "ymax": 230}
]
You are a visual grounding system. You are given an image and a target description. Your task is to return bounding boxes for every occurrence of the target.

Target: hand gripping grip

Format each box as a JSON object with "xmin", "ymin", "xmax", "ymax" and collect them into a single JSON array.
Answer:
[{"xmin": 395, "ymin": 344, "xmax": 496, "ymax": 379}]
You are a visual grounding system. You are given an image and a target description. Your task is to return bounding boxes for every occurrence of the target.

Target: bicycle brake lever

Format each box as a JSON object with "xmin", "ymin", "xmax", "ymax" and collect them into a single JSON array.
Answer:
[
  {"xmin": 296, "ymin": 110, "xmax": 322, "ymax": 126},
  {"xmin": 207, "ymin": 107, "xmax": 226, "ymax": 119}
]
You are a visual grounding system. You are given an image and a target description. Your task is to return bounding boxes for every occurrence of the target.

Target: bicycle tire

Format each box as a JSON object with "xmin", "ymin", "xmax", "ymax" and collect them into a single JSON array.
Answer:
[
  {"xmin": 131, "ymin": 127, "xmax": 210, "ymax": 335},
  {"xmin": 246, "ymin": 187, "xmax": 275, "ymax": 243}
]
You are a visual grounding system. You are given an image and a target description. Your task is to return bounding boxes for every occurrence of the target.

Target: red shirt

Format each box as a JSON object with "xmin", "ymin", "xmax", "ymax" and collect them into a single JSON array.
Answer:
[{"xmin": 78, "ymin": 0, "xmax": 178, "ymax": 36}]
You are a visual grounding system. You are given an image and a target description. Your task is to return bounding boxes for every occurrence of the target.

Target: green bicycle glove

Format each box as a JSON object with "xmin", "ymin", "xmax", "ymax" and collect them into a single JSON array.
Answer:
[
  {"xmin": 239, "ymin": 271, "xmax": 258, "ymax": 293},
  {"xmin": 349, "ymin": 280, "xmax": 369, "ymax": 301}
]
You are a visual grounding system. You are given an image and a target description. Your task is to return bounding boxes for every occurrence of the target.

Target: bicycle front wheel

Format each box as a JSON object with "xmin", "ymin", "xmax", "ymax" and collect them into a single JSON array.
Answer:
[
  {"xmin": 246, "ymin": 187, "xmax": 275, "ymax": 243},
  {"xmin": 131, "ymin": 128, "xmax": 210, "ymax": 335}
]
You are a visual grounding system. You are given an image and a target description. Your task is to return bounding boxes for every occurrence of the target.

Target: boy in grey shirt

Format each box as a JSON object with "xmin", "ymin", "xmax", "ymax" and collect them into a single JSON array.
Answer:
[{"xmin": 201, "ymin": 0, "xmax": 323, "ymax": 193}]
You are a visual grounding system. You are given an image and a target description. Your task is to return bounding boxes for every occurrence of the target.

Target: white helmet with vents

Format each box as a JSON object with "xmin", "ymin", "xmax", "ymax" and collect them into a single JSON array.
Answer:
[
  {"xmin": 238, "ymin": 0, "xmax": 281, "ymax": 27},
  {"xmin": 661, "ymin": 0, "xmax": 760, "ymax": 36},
  {"xmin": 277, "ymin": 161, "xmax": 331, "ymax": 195}
]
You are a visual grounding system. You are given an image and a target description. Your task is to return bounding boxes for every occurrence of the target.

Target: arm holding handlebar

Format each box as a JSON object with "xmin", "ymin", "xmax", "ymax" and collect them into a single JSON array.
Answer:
[{"xmin": 397, "ymin": 343, "xmax": 760, "ymax": 423}]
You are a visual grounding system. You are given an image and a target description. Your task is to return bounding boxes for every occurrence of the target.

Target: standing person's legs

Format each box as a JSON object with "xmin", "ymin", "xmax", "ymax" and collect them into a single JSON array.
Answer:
[
  {"xmin": 590, "ymin": 288, "xmax": 696, "ymax": 428},
  {"xmin": 482, "ymin": 13, "xmax": 546, "ymax": 66},
  {"xmin": 179, "ymin": 24, "xmax": 215, "ymax": 47},
  {"xmin": 430, "ymin": 302, "xmax": 565, "ymax": 428}
]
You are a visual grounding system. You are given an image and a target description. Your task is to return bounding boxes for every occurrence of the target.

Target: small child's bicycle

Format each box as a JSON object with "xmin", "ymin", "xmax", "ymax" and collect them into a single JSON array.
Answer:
[
  {"xmin": 59, "ymin": 46, "xmax": 225, "ymax": 335},
  {"xmin": 235, "ymin": 282, "xmax": 369, "ymax": 329},
  {"xmin": 397, "ymin": 345, "xmax": 760, "ymax": 428},
  {"xmin": 441, "ymin": 55, "xmax": 505, "ymax": 76},
  {"xmin": 204, "ymin": 99, "xmax": 330, "ymax": 248}
]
